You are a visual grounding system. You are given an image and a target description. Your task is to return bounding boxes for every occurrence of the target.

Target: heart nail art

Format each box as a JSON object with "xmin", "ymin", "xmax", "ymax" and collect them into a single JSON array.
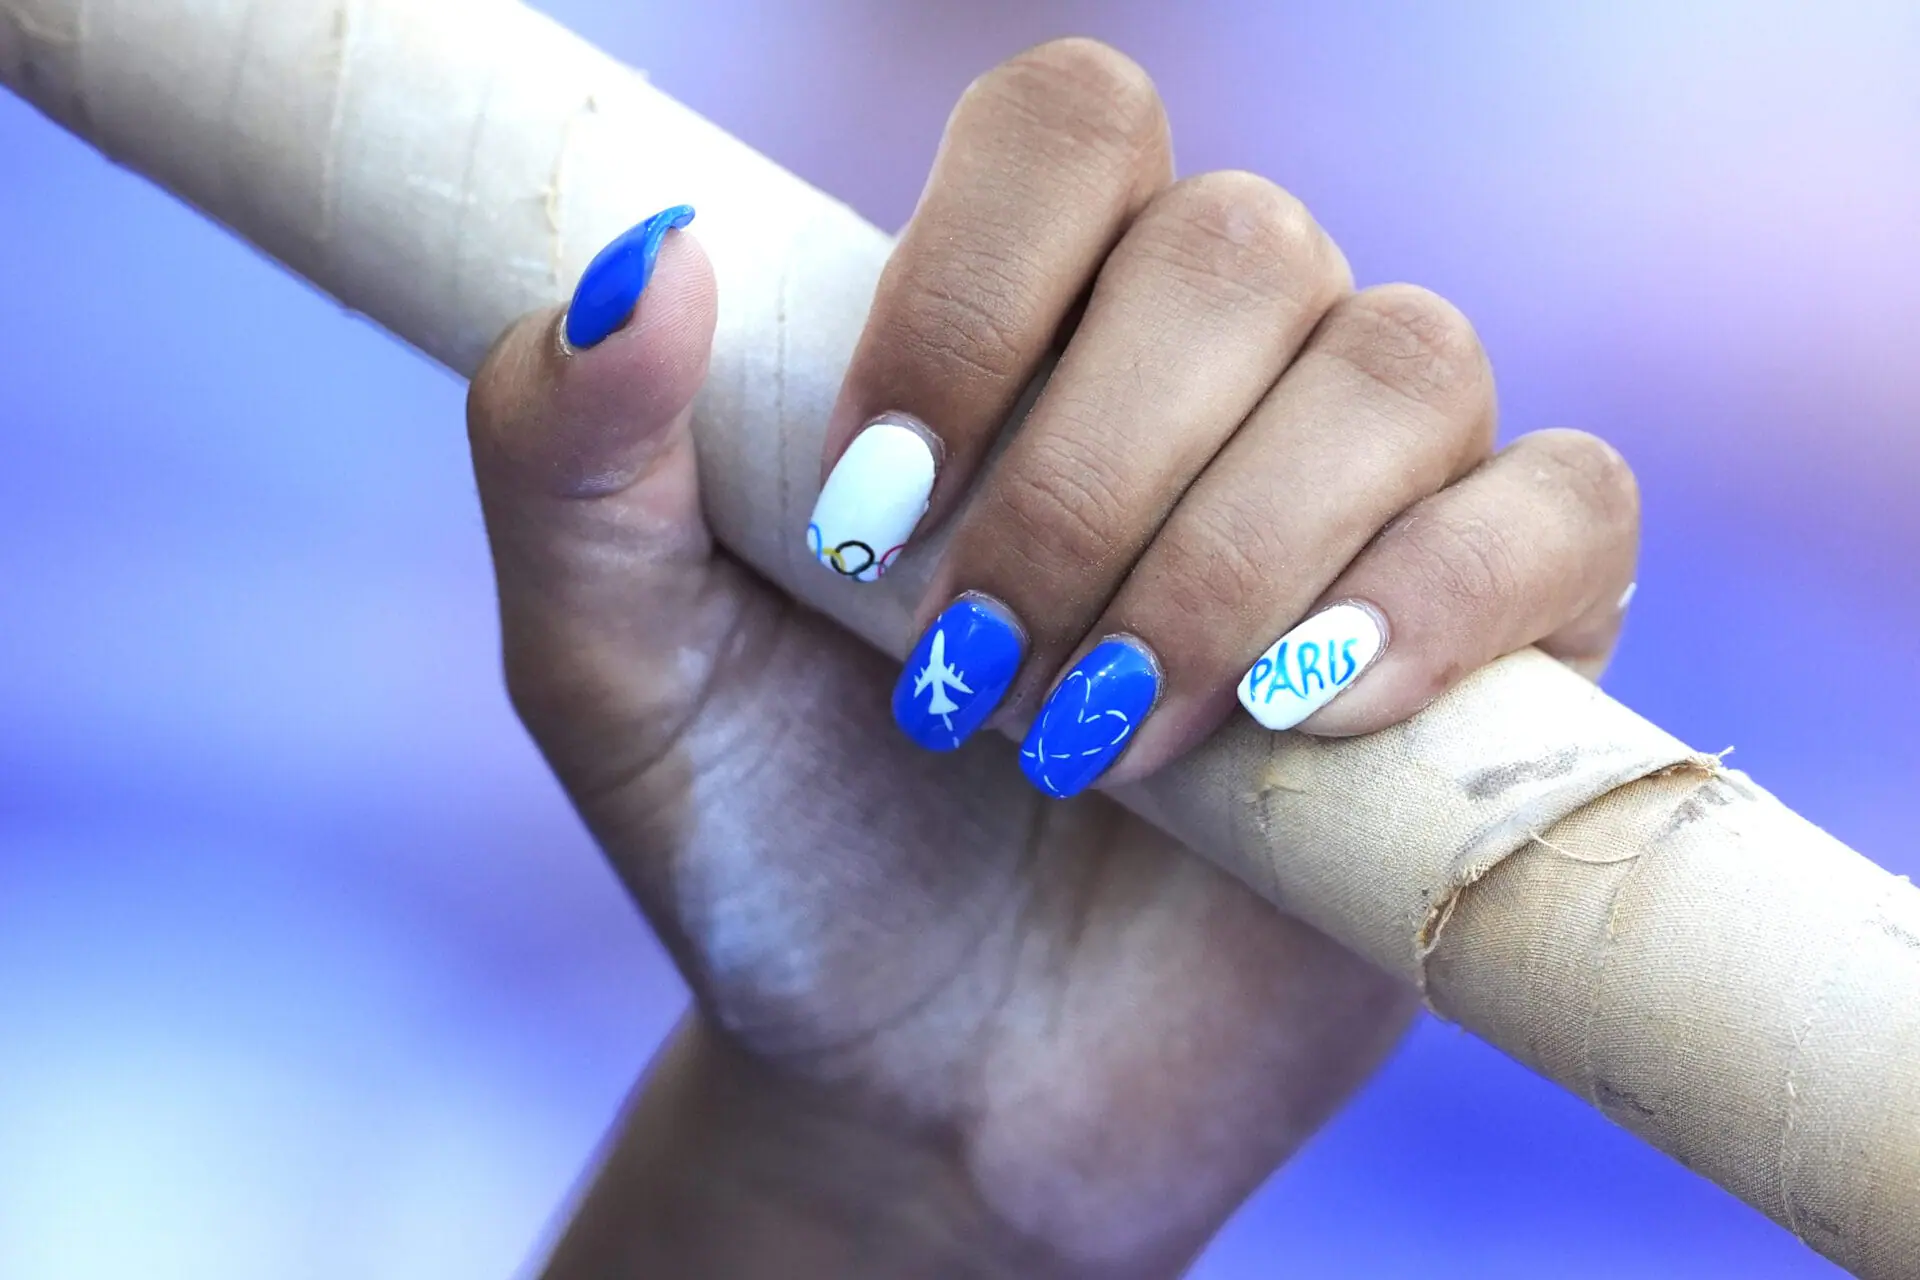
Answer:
[{"xmin": 1020, "ymin": 638, "xmax": 1160, "ymax": 799}]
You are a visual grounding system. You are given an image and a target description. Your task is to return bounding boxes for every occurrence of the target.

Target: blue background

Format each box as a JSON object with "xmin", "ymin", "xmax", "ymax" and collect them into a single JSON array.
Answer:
[{"xmin": 3, "ymin": 2, "xmax": 1915, "ymax": 1275}]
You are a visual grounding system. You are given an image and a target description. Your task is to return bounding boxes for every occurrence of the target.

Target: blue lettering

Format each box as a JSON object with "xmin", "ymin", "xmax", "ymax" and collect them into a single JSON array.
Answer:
[
  {"xmin": 1263, "ymin": 644, "xmax": 1301, "ymax": 703},
  {"xmin": 1247, "ymin": 657, "xmax": 1273, "ymax": 697},
  {"xmin": 1335, "ymin": 636, "xmax": 1360, "ymax": 686},
  {"xmin": 1297, "ymin": 641, "xmax": 1326, "ymax": 694}
]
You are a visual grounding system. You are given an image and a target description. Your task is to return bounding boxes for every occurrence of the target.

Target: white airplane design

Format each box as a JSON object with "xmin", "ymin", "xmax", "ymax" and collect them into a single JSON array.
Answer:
[{"xmin": 913, "ymin": 629, "xmax": 972, "ymax": 729}]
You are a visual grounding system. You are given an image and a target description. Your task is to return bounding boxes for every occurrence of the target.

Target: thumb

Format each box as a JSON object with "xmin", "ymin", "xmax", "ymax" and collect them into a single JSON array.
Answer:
[
  {"xmin": 470, "ymin": 205, "xmax": 715, "ymax": 538},
  {"xmin": 466, "ymin": 208, "xmax": 741, "ymax": 785}
]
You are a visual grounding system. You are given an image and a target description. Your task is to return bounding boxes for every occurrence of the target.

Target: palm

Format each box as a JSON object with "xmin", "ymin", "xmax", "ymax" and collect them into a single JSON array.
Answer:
[{"xmin": 508, "ymin": 550, "xmax": 1413, "ymax": 1256}]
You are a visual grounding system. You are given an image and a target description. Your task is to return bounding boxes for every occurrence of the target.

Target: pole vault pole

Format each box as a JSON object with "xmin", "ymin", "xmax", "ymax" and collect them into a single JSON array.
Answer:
[{"xmin": 4, "ymin": 2, "xmax": 1915, "ymax": 1274}]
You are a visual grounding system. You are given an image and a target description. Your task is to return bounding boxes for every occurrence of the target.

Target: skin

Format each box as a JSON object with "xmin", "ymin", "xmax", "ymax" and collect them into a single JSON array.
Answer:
[{"xmin": 467, "ymin": 38, "xmax": 1640, "ymax": 1280}]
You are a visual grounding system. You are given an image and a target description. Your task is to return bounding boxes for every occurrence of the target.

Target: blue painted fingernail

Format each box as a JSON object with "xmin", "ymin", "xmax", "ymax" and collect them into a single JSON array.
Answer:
[
  {"xmin": 564, "ymin": 204, "xmax": 696, "ymax": 350},
  {"xmin": 893, "ymin": 596, "xmax": 1025, "ymax": 751},
  {"xmin": 1019, "ymin": 638, "xmax": 1160, "ymax": 799}
]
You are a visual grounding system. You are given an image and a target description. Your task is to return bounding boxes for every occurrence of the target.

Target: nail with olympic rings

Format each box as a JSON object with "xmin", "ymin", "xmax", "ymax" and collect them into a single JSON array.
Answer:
[{"xmin": 806, "ymin": 414, "xmax": 940, "ymax": 583}]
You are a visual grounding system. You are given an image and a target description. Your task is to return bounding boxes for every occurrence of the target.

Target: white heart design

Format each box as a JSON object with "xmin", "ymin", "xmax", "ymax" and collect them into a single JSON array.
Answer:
[{"xmin": 1022, "ymin": 671, "xmax": 1135, "ymax": 772}]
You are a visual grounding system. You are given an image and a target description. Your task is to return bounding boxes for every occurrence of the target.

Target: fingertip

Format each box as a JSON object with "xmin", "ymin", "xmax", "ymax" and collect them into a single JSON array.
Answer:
[
  {"xmin": 1289, "ymin": 669, "xmax": 1425, "ymax": 738},
  {"xmin": 569, "ymin": 228, "xmax": 718, "ymax": 431},
  {"xmin": 469, "ymin": 224, "xmax": 717, "ymax": 499}
]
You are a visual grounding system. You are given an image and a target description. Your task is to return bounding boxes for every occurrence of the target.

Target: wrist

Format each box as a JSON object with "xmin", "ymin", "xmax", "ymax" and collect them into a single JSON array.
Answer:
[{"xmin": 541, "ymin": 1015, "xmax": 1089, "ymax": 1280}]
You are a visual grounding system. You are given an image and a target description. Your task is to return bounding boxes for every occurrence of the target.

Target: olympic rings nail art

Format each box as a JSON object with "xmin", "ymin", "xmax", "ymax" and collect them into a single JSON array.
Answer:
[{"xmin": 807, "ymin": 417, "xmax": 937, "ymax": 584}]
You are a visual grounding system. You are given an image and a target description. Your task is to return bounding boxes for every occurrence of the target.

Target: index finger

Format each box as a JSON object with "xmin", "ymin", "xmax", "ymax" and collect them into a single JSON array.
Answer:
[{"xmin": 807, "ymin": 39, "xmax": 1173, "ymax": 582}]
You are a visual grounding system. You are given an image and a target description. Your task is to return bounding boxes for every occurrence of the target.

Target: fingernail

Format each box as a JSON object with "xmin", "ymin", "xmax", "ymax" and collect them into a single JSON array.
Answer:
[
  {"xmin": 1617, "ymin": 581, "xmax": 1638, "ymax": 611},
  {"xmin": 807, "ymin": 417, "xmax": 937, "ymax": 583},
  {"xmin": 1237, "ymin": 602, "xmax": 1386, "ymax": 731},
  {"xmin": 893, "ymin": 596, "xmax": 1025, "ymax": 751},
  {"xmin": 1020, "ymin": 638, "xmax": 1160, "ymax": 799},
  {"xmin": 563, "ymin": 204, "xmax": 697, "ymax": 350}
]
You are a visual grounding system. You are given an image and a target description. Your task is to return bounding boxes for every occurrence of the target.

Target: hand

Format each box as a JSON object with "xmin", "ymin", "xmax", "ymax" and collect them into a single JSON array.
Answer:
[{"xmin": 467, "ymin": 39, "xmax": 1638, "ymax": 1280}]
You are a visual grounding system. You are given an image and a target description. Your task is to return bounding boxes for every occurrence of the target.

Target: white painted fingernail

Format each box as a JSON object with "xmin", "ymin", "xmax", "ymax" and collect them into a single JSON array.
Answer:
[
  {"xmin": 1617, "ymin": 581, "xmax": 1638, "ymax": 611},
  {"xmin": 806, "ymin": 417, "xmax": 937, "ymax": 583},
  {"xmin": 1237, "ymin": 602, "xmax": 1387, "ymax": 731}
]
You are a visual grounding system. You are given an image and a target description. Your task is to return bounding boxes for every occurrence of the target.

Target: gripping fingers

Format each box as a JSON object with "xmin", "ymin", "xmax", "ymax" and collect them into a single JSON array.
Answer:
[
  {"xmin": 895, "ymin": 172, "xmax": 1353, "ymax": 768},
  {"xmin": 1055, "ymin": 284, "xmax": 1495, "ymax": 788}
]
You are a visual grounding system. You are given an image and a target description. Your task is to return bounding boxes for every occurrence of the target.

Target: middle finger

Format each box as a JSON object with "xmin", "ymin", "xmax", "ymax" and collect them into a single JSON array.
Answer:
[{"xmin": 897, "ymin": 171, "xmax": 1351, "ymax": 751}]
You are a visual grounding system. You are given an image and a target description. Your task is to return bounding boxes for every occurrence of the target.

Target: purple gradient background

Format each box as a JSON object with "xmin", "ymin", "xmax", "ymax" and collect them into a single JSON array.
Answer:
[{"xmin": 2, "ymin": 2, "xmax": 1915, "ymax": 1276}]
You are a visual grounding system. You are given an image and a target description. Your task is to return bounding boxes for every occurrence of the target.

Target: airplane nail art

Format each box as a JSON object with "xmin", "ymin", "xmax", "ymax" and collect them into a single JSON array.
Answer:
[{"xmin": 892, "ymin": 596, "xmax": 1024, "ymax": 751}]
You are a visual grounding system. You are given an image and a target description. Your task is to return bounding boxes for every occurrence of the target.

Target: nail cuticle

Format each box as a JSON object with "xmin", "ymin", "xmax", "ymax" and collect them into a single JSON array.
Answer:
[
  {"xmin": 1061, "ymin": 632, "xmax": 1168, "ymax": 729},
  {"xmin": 887, "ymin": 412, "xmax": 948, "ymax": 471},
  {"xmin": 950, "ymin": 590, "xmax": 1028, "ymax": 646},
  {"xmin": 1327, "ymin": 597, "xmax": 1391, "ymax": 682}
]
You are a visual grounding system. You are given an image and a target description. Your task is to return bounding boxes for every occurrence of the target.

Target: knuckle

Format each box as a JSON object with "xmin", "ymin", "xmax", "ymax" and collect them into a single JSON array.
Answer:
[
  {"xmin": 1134, "ymin": 171, "xmax": 1337, "ymax": 304},
  {"xmin": 499, "ymin": 630, "xmax": 589, "ymax": 747},
  {"xmin": 1402, "ymin": 509, "xmax": 1524, "ymax": 614},
  {"xmin": 1515, "ymin": 429, "xmax": 1641, "ymax": 528},
  {"xmin": 465, "ymin": 309, "xmax": 550, "ymax": 444},
  {"xmin": 500, "ymin": 640, "xmax": 674, "ymax": 813},
  {"xmin": 1319, "ymin": 284, "xmax": 1489, "ymax": 413},
  {"xmin": 883, "ymin": 248, "xmax": 1037, "ymax": 386},
  {"xmin": 989, "ymin": 431, "xmax": 1131, "ymax": 580},
  {"xmin": 984, "ymin": 38, "xmax": 1167, "ymax": 158},
  {"xmin": 1151, "ymin": 499, "xmax": 1280, "ymax": 632},
  {"xmin": 501, "ymin": 647, "xmax": 560, "ymax": 737}
]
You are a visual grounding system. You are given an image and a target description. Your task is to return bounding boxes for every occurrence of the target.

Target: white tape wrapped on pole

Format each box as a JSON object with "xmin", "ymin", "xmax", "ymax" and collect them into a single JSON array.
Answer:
[{"xmin": 4, "ymin": 1, "xmax": 1916, "ymax": 1274}]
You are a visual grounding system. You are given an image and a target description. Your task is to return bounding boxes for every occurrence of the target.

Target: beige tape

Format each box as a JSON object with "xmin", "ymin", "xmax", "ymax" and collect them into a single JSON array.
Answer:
[{"xmin": 5, "ymin": 1, "xmax": 1916, "ymax": 1273}]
